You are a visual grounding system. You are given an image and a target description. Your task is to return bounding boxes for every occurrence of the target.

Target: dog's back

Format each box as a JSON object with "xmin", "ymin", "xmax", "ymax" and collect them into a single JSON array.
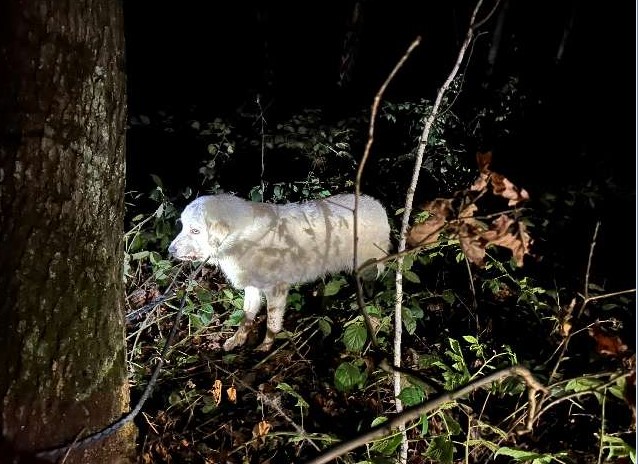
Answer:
[{"xmin": 218, "ymin": 193, "xmax": 391, "ymax": 289}]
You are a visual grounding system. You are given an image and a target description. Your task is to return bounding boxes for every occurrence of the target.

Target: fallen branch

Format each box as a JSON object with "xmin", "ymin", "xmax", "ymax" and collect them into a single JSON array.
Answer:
[{"xmin": 304, "ymin": 365, "xmax": 546, "ymax": 464}]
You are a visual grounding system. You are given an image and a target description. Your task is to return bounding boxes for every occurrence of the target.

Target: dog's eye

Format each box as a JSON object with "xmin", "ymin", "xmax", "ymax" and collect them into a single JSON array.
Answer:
[{"xmin": 190, "ymin": 228, "xmax": 200, "ymax": 235}]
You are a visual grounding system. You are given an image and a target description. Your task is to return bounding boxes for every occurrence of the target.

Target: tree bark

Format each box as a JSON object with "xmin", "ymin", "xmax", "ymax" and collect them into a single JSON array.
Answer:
[{"xmin": 0, "ymin": 1, "xmax": 134, "ymax": 462}]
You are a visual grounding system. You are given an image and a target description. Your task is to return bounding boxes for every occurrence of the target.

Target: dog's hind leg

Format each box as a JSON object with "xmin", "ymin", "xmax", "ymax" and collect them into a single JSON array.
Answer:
[
  {"xmin": 255, "ymin": 283, "xmax": 289, "ymax": 352},
  {"xmin": 223, "ymin": 286, "xmax": 262, "ymax": 351}
]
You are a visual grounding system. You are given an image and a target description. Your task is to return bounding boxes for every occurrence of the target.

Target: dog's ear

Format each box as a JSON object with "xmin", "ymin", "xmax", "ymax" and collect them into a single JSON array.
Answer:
[{"xmin": 206, "ymin": 219, "xmax": 230, "ymax": 243}]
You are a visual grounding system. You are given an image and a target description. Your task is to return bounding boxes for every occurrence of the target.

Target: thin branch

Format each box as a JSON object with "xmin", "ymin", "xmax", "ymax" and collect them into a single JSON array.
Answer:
[
  {"xmin": 303, "ymin": 366, "xmax": 546, "ymax": 464},
  {"xmin": 352, "ymin": 37, "xmax": 421, "ymax": 349},
  {"xmin": 354, "ymin": 36, "xmax": 422, "ymax": 200},
  {"xmin": 584, "ymin": 221, "xmax": 601, "ymax": 301},
  {"xmin": 210, "ymin": 362, "xmax": 322, "ymax": 452},
  {"xmin": 583, "ymin": 289, "xmax": 637, "ymax": 302},
  {"xmin": 534, "ymin": 371, "xmax": 631, "ymax": 426},
  {"xmin": 392, "ymin": 2, "xmax": 486, "ymax": 462}
]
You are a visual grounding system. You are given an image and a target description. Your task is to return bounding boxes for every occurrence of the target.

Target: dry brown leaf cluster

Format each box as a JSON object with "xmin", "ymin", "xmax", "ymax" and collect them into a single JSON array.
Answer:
[{"xmin": 407, "ymin": 151, "xmax": 532, "ymax": 267}]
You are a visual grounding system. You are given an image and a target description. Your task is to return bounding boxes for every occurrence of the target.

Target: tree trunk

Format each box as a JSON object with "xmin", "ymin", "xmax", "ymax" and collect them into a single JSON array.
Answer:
[{"xmin": 0, "ymin": 1, "xmax": 134, "ymax": 462}]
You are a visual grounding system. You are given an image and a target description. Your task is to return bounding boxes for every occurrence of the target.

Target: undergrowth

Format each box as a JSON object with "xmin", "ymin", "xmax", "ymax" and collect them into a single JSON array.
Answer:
[{"xmin": 123, "ymin": 105, "xmax": 635, "ymax": 464}]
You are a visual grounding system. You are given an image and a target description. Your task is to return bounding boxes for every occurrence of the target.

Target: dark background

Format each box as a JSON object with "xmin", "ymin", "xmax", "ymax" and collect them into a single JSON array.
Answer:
[
  {"xmin": 122, "ymin": 1, "xmax": 636, "ymax": 286},
  {"xmin": 123, "ymin": 1, "xmax": 635, "ymax": 182}
]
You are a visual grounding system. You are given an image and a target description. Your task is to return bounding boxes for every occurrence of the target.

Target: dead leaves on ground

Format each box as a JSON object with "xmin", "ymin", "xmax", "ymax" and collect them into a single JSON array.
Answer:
[{"xmin": 407, "ymin": 151, "xmax": 532, "ymax": 267}]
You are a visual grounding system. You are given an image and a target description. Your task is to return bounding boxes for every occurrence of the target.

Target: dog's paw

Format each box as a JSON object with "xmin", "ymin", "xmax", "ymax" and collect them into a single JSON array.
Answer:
[
  {"xmin": 223, "ymin": 333, "xmax": 246, "ymax": 351},
  {"xmin": 254, "ymin": 341, "xmax": 273, "ymax": 352}
]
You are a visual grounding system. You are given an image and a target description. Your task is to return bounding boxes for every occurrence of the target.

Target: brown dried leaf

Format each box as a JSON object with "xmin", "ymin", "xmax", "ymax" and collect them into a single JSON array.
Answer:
[
  {"xmin": 410, "ymin": 152, "xmax": 532, "ymax": 267},
  {"xmin": 459, "ymin": 203, "xmax": 478, "ymax": 219},
  {"xmin": 588, "ymin": 326, "xmax": 629, "ymax": 357},
  {"xmin": 490, "ymin": 172, "xmax": 530, "ymax": 206},
  {"xmin": 128, "ymin": 288, "xmax": 147, "ymax": 309},
  {"xmin": 458, "ymin": 221, "xmax": 488, "ymax": 266},
  {"xmin": 226, "ymin": 385, "xmax": 237, "ymax": 403},
  {"xmin": 212, "ymin": 379, "xmax": 223, "ymax": 406},
  {"xmin": 406, "ymin": 198, "xmax": 453, "ymax": 247},
  {"xmin": 470, "ymin": 172, "xmax": 490, "ymax": 192},
  {"xmin": 482, "ymin": 216, "xmax": 532, "ymax": 267},
  {"xmin": 252, "ymin": 420, "xmax": 272, "ymax": 438}
]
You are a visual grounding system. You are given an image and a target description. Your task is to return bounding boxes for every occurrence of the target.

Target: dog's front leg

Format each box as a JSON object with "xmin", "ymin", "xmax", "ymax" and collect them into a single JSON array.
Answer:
[
  {"xmin": 255, "ymin": 284, "xmax": 289, "ymax": 352},
  {"xmin": 223, "ymin": 286, "xmax": 262, "ymax": 351}
]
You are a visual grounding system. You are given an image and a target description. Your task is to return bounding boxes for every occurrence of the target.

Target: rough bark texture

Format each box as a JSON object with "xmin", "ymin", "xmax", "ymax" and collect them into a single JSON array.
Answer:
[{"xmin": 0, "ymin": 0, "xmax": 134, "ymax": 462}]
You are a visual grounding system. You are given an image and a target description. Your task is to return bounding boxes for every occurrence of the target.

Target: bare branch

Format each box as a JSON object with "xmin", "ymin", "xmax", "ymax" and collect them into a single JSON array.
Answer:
[
  {"xmin": 392, "ymin": 2, "xmax": 487, "ymax": 462},
  {"xmin": 304, "ymin": 366, "xmax": 546, "ymax": 464}
]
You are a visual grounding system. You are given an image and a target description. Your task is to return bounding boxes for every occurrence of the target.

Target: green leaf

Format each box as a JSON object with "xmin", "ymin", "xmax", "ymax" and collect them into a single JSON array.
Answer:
[
  {"xmin": 419, "ymin": 415, "xmax": 429, "ymax": 436},
  {"xmin": 466, "ymin": 439, "xmax": 499, "ymax": 453},
  {"xmin": 189, "ymin": 313, "xmax": 204, "ymax": 329},
  {"xmin": 324, "ymin": 277, "xmax": 345, "ymax": 296},
  {"xmin": 441, "ymin": 412, "xmax": 462, "ymax": 435},
  {"xmin": 225, "ymin": 310, "xmax": 244, "ymax": 326},
  {"xmin": 343, "ymin": 323, "xmax": 367, "ymax": 352},
  {"xmin": 403, "ymin": 270, "xmax": 421, "ymax": 283},
  {"xmin": 198, "ymin": 309, "xmax": 212, "ymax": 325},
  {"xmin": 370, "ymin": 416, "xmax": 388, "ymax": 427},
  {"xmin": 424, "ymin": 436, "xmax": 453, "ymax": 464},
  {"xmin": 131, "ymin": 251, "xmax": 149, "ymax": 261},
  {"xmin": 201, "ymin": 397, "xmax": 217, "ymax": 414},
  {"xmin": 318, "ymin": 317, "xmax": 332, "ymax": 337},
  {"xmin": 276, "ymin": 382, "xmax": 309, "ymax": 411},
  {"xmin": 334, "ymin": 362, "xmax": 365, "ymax": 392},
  {"xmin": 370, "ymin": 432, "xmax": 403, "ymax": 456},
  {"xmin": 462, "ymin": 335, "xmax": 478, "ymax": 344},
  {"xmin": 401, "ymin": 307, "xmax": 417, "ymax": 335},
  {"xmin": 495, "ymin": 447, "xmax": 549, "ymax": 461},
  {"xmin": 564, "ymin": 377, "xmax": 603, "ymax": 392},
  {"xmin": 398, "ymin": 386, "xmax": 425, "ymax": 407},
  {"xmin": 418, "ymin": 354, "xmax": 442, "ymax": 369},
  {"xmin": 150, "ymin": 173, "xmax": 163, "ymax": 187},
  {"xmin": 601, "ymin": 435, "xmax": 636, "ymax": 462},
  {"xmin": 442, "ymin": 289, "xmax": 456, "ymax": 304}
]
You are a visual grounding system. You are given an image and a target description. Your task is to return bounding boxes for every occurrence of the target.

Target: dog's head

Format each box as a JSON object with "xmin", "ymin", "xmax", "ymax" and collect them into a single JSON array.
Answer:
[{"xmin": 168, "ymin": 196, "xmax": 232, "ymax": 262}]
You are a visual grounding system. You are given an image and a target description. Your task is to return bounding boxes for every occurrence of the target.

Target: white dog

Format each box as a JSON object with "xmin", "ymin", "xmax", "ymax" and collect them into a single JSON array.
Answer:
[{"xmin": 168, "ymin": 193, "xmax": 391, "ymax": 351}]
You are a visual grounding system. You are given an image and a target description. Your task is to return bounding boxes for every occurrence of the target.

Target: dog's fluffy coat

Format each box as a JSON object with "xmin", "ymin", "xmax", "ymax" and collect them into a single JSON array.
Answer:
[{"xmin": 169, "ymin": 193, "xmax": 390, "ymax": 351}]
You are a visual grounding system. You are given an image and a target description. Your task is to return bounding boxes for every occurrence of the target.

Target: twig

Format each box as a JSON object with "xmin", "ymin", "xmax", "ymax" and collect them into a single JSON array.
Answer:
[
  {"xmin": 464, "ymin": 256, "xmax": 478, "ymax": 310},
  {"xmin": 352, "ymin": 37, "xmax": 421, "ymax": 348},
  {"xmin": 392, "ymin": 2, "xmax": 486, "ymax": 462},
  {"xmin": 534, "ymin": 371, "xmax": 631, "ymax": 424},
  {"xmin": 349, "ymin": 36, "xmax": 421, "ymax": 464},
  {"xmin": 210, "ymin": 362, "xmax": 322, "ymax": 452},
  {"xmin": 583, "ymin": 221, "xmax": 601, "ymax": 301},
  {"xmin": 257, "ymin": 94, "xmax": 267, "ymax": 197},
  {"xmin": 304, "ymin": 366, "xmax": 546, "ymax": 464},
  {"xmin": 597, "ymin": 387, "xmax": 607, "ymax": 464}
]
